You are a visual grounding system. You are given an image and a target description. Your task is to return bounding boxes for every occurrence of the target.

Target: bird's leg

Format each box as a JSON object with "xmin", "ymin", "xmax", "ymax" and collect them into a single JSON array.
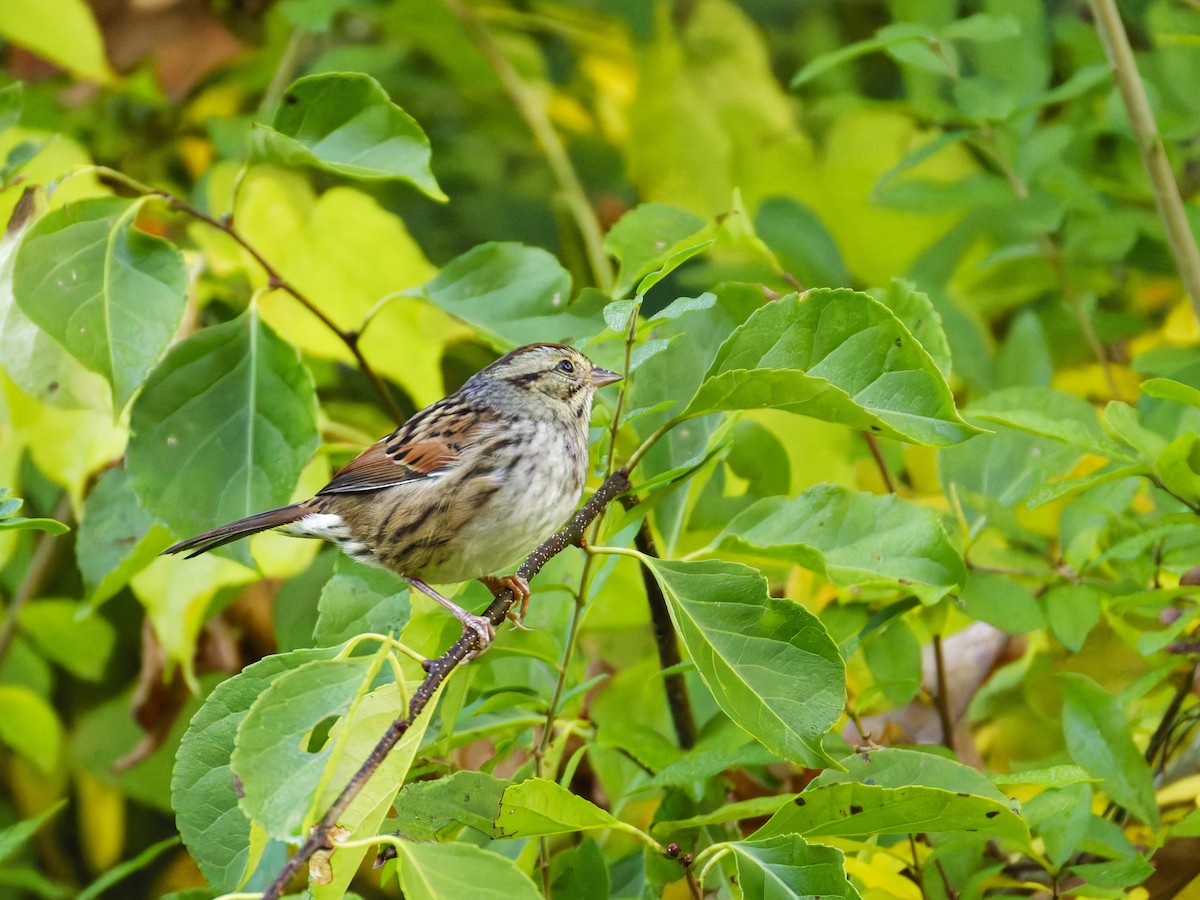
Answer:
[
  {"xmin": 406, "ymin": 577, "xmax": 495, "ymax": 656},
  {"xmin": 480, "ymin": 574, "xmax": 532, "ymax": 623}
]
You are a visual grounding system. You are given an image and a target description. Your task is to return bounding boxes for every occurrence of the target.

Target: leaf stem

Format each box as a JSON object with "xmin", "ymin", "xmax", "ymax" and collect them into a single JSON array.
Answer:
[
  {"xmin": 862, "ymin": 431, "xmax": 897, "ymax": 493},
  {"xmin": 625, "ymin": 417, "xmax": 682, "ymax": 474},
  {"xmin": 258, "ymin": 469, "xmax": 630, "ymax": 900},
  {"xmin": 441, "ymin": 0, "xmax": 614, "ymax": 293},
  {"xmin": 1088, "ymin": 0, "xmax": 1200, "ymax": 322},
  {"xmin": 619, "ymin": 496, "xmax": 697, "ymax": 749},
  {"xmin": 931, "ymin": 633, "xmax": 955, "ymax": 753},
  {"xmin": 86, "ymin": 166, "xmax": 407, "ymax": 424}
]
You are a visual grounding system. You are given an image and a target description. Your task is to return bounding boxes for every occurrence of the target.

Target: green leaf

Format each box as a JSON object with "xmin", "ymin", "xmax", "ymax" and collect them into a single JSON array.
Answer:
[
  {"xmin": 1060, "ymin": 673, "xmax": 1159, "ymax": 828},
  {"xmin": 0, "ymin": 488, "xmax": 68, "ymax": 535},
  {"xmin": 817, "ymin": 748, "xmax": 1013, "ymax": 801},
  {"xmin": 18, "ymin": 600, "xmax": 115, "ymax": 681},
  {"xmin": 728, "ymin": 835, "xmax": 863, "ymax": 900},
  {"xmin": 408, "ymin": 242, "xmax": 605, "ymax": 349},
  {"xmin": 493, "ymin": 778, "xmax": 647, "ymax": 841},
  {"xmin": 1142, "ymin": 377, "xmax": 1200, "ymax": 410},
  {"xmin": 682, "ymin": 289, "xmax": 978, "ymax": 446},
  {"xmin": 13, "ymin": 197, "xmax": 188, "ymax": 410},
  {"xmin": 755, "ymin": 197, "xmax": 849, "ymax": 290},
  {"xmin": 0, "ymin": 82, "xmax": 21, "ymax": 133},
  {"xmin": 392, "ymin": 841, "xmax": 541, "ymax": 900},
  {"xmin": 603, "ymin": 202, "xmax": 706, "ymax": 298},
  {"xmin": 1155, "ymin": 432, "xmax": 1200, "ymax": 502},
  {"xmin": 314, "ymin": 555, "xmax": 411, "ymax": 646},
  {"xmin": 0, "ymin": 0, "xmax": 114, "ymax": 84},
  {"xmin": 390, "ymin": 770, "xmax": 511, "ymax": 840},
  {"xmin": 969, "ymin": 387, "xmax": 1130, "ymax": 459},
  {"xmin": 961, "ymin": 571, "xmax": 1045, "ymax": 635},
  {"xmin": 127, "ymin": 305, "xmax": 319, "ymax": 566},
  {"xmin": 76, "ymin": 837, "xmax": 179, "ymax": 900},
  {"xmin": 0, "ymin": 686, "xmax": 61, "ymax": 774},
  {"xmin": 0, "ymin": 801, "xmax": 64, "ymax": 864},
  {"xmin": 174, "ymin": 649, "xmax": 334, "ymax": 892},
  {"xmin": 1045, "ymin": 584, "xmax": 1102, "ymax": 652},
  {"xmin": 711, "ymin": 484, "xmax": 964, "ymax": 604},
  {"xmin": 642, "ymin": 558, "xmax": 846, "ymax": 768},
  {"xmin": 753, "ymin": 782, "xmax": 1027, "ymax": 843},
  {"xmin": 0, "ymin": 190, "xmax": 110, "ymax": 410},
  {"xmin": 232, "ymin": 654, "xmax": 378, "ymax": 838},
  {"xmin": 874, "ymin": 279, "xmax": 952, "ymax": 379},
  {"xmin": 791, "ymin": 23, "xmax": 935, "ymax": 87},
  {"xmin": 992, "ymin": 765, "xmax": 1096, "ymax": 788},
  {"xmin": 76, "ymin": 468, "xmax": 173, "ymax": 608},
  {"xmin": 255, "ymin": 72, "xmax": 445, "ymax": 200}
]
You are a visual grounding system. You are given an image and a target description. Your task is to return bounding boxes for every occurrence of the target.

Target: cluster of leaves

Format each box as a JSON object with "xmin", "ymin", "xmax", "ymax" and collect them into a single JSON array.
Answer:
[{"xmin": 1, "ymin": 1, "xmax": 1200, "ymax": 898}]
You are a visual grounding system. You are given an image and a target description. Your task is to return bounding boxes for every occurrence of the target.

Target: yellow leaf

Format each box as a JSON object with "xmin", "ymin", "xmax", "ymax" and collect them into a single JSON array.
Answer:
[
  {"xmin": 131, "ymin": 552, "xmax": 256, "ymax": 689},
  {"xmin": 0, "ymin": 0, "xmax": 115, "ymax": 84}
]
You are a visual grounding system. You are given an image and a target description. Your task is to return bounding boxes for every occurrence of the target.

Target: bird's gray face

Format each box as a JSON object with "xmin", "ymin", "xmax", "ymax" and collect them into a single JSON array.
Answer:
[{"xmin": 476, "ymin": 343, "xmax": 621, "ymax": 418}]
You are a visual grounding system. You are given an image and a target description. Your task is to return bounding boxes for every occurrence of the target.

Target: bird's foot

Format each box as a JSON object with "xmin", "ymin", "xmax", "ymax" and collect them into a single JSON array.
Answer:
[
  {"xmin": 480, "ymin": 573, "xmax": 533, "ymax": 622},
  {"xmin": 407, "ymin": 576, "xmax": 496, "ymax": 661}
]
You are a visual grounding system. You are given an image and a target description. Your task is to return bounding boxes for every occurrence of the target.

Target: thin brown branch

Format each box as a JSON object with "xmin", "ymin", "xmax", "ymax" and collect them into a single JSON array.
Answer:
[
  {"xmin": 863, "ymin": 431, "xmax": 897, "ymax": 494},
  {"xmin": 150, "ymin": 191, "xmax": 407, "ymax": 424},
  {"xmin": 1145, "ymin": 661, "xmax": 1199, "ymax": 776},
  {"xmin": 931, "ymin": 634, "xmax": 955, "ymax": 754},
  {"xmin": 260, "ymin": 469, "xmax": 631, "ymax": 900},
  {"xmin": 0, "ymin": 495, "xmax": 73, "ymax": 669},
  {"xmin": 620, "ymin": 495, "xmax": 697, "ymax": 749},
  {"xmin": 1089, "ymin": 0, "xmax": 1200, "ymax": 322},
  {"xmin": 442, "ymin": 0, "xmax": 614, "ymax": 294}
]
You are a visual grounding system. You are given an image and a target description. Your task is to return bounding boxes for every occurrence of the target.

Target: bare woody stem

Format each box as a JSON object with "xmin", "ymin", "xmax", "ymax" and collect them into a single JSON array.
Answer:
[
  {"xmin": 93, "ymin": 167, "xmax": 407, "ymax": 424},
  {"xmin": 260, "ymin": 469, "xmax": 631, "ymax": 900},
  {"xmin": 619, "ymin": 496, "xmax": 697, "ymax": 749},
  {"xmin": 1088, "ymin": 0, "xmax": 1200, "ymax": 321}
]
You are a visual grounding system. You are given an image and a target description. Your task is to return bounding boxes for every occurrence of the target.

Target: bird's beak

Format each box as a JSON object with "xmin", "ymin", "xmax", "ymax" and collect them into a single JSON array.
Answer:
[{"xmin": 590, "ymin": 367, "xmax": 622, "ymax": 387}]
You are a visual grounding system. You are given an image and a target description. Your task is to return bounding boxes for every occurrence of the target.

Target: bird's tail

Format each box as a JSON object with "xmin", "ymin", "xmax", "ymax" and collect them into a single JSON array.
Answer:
[{"xmin": 163, "ymin": 504, "xmax": 307, "ymax": 558}]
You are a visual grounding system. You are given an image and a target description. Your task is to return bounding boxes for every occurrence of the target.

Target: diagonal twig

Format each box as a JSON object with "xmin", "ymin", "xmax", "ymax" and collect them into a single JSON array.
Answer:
[{"xmin": 260, "ymin": 468, "xmax": 631, "ymax": 899}]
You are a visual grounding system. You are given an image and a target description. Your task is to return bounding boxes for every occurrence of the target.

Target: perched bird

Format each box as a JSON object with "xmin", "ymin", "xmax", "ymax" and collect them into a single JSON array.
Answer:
[{"xmin": 164, "ymin": 343, "xmax": 621, "ymax": 650}]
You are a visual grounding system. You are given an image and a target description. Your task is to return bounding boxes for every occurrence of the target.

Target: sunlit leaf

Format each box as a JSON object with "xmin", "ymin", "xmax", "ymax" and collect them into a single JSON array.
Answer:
[
  {"xmin": 0, "ymin": 686, "xmax": 61, "ymax": 774},
  {"xmin": 0, "ymin": 0, "xmax": 114, "ymax": 84},
  {"xmin": 255, "ymin": 72, "xmax": 445, "ymax": 200}
]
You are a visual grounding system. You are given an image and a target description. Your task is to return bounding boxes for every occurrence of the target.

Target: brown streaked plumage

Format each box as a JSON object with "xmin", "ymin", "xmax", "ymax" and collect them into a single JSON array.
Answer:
[{"xmin": 164, "ymin": 343, "xmax": 620, "ymax": 650}]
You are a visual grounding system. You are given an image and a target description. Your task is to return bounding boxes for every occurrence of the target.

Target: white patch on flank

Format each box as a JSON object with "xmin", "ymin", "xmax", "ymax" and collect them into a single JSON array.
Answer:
[{"xmin": 291, "ymin": 512, "xmax": 352, "ymax": 541}]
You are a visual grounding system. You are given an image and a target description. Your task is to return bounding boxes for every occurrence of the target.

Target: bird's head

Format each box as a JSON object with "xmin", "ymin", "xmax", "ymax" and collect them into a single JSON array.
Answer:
[{"xmin": 470, "ymin": 343, "xmax": 621, "ymax": 420}]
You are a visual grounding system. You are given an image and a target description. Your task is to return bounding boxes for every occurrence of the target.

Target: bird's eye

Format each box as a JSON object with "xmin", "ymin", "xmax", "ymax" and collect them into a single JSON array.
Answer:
[{"xmin": 555, "ymin": 359, "xmax": 575, "ymax": 374}]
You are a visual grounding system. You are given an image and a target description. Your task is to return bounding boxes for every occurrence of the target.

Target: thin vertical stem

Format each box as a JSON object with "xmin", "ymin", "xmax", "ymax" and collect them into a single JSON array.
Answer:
[{"xmin": 1089, "ymin": 0, "xmax": 1200, "ymax": 322}]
